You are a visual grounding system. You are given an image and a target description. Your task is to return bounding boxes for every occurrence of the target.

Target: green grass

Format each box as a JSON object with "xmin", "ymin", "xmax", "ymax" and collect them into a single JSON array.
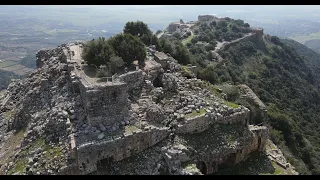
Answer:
[
  {"xmin": 7, "ymin": 137, "xmax": 63, "ymax": 174},
  {"xmin": 227, "ymin": 134, "xmax": 236, "ymax": 144},
  {"xmin": 125, "ymin": 125, "xmax": 140, "ymax": 134},
  {"xmin": 224, "ymin": 101, "xmax": 239, "ymax": 108},
  {"xmin": 7, "ymin": 159, "xmax": 27, "ymax": 175},
  {"xmin": 182, "ymin": 34, "xmax": 194, "ymax": 45},
  {"xmin": 185, "ymin": 108, "xmax": 206, "ymax": 119},
  {"xmin": 184, "ymin": 163, "xmax": 198, "ymax": 171},
  {"xmin": 181, "ymin": 65, "xmax": 194, "ymax": 78},
  {"xmin": 290, "ymin": 31, "xmax": 320, "ymax": 44}
]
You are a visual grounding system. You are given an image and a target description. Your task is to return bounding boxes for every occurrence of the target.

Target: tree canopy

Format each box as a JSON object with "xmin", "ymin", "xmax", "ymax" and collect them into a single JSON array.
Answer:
[
  {"xmin": 123, "ymin": 21, "xmax": 157, "ymax": 46},
  {"xmin": 108, "ymin": 33, "xmax": 146, "ymax": 66},
  {"xmin": 81, "ymin": 37, "xmax": 114, "ymax": 67},
  {"xmin": 81, "ymin": 27, "xmax": 147, "ymax": 73}
]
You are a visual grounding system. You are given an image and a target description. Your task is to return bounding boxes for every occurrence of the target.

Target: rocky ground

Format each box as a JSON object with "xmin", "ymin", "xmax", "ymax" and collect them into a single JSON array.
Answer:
[{"xmin": 0, "ymin": 44, "xmax": 79, "ymax": 175}]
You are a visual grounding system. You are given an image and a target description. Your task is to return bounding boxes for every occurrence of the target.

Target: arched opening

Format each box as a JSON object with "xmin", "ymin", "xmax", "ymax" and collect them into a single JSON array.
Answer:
[
  {"xmin": 218, "ymin": 153, "xmax": 237, "ymax": 170},
  {"xmin": 153, "ymin": 75, "xmax": 163, "ymax": 87},
  {"xmin": 196, "ymin": 160, "xmax": 207, "ymax": 175},
  {"xmin": 97, "ymin": 156, "xmax": 114, "ymax": 170}
]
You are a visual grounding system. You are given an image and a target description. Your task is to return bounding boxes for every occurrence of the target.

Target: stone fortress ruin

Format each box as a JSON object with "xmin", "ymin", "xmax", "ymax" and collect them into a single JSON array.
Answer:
[
  {"xmin": 0, "ymin": 14, "xmax": 296, "ymax": 175},
  {"xmin": 51, "ymin": 38, "xmax": 269, "ymax": 174}
]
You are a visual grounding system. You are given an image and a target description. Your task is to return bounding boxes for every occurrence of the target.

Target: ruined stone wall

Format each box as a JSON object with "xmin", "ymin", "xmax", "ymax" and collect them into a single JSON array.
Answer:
[
  {"xmin": 168, "ymin": 23, "xmax": 181, "ymax": 33},
  {"xmin": 79, "ymin": 81, "xmax": 129, "ymax": 128},
  {"xmin": 176, "ymin": 108, "xmax": 250, "ymax": 134},
  {"xmin": 191, "ymin": 125, "xmax": 268, "ymax": 174},
  {"xmin": 176, "ymin": 114, "xmax": 211, "ymax": 134},
  {"xmin": 237, "ymin": 84, "xmax": 267, "ymax": 124},
  {"xmin": 118, "ymin": 70, "xmax": 144, "ymax": 99},
  {"xmin": 219, "ymin": 33, "xmax": 257, "ymax": 52},
  {"xmin": 198, "ymin": 15, "xmax": 219, "ymax": 22},
  {"xmin": 36, "ymin": 47, "xmax": 67, "ymax": 69},
  {"xmin": 218, "ymin": 30, "xmax": 264, "ymax": 53},
  {"xmin": 76, "ymin": 127, "xmax": 169, "ymax": 174},
  {"xmin": 216, "ymin": 109, "xmax": 250, "ymax": 125},
  {"xmin": 232, "ymin": 126, "xmax": 269, "ymax": 164}
]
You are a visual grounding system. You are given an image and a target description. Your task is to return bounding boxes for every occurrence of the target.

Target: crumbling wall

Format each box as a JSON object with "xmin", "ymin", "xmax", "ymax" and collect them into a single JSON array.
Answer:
[
  {"xmin": 168, "ymin": 23, "xmax": 181, "ymax": 33},
  {"xmin": 198, "ymin": 15, "xmax": 219, "ymax": 22},
  {"xmin": 237, "ymin": 84, "xmax": 267, "ymax": 124},
  {"xmin": 118, "ymin": 70, "xmax": 144, "ymax": 99},
  {"xmin": 76, "ymin": 127, "xmax": 169, "ymax": 174},
  {"xmin": 176, "ymin": 114, "xmax": 211, "ymax": 134},
  {"xmin": 79, "ymin": 82, "xmax": 129, "ymax": 128},
  {"xmin": 189, "ymin": 125, "xmax": 268, "ymax": 174},
  {"xmin": 176, "ymin": 108, "xmax": 250, "ymax": 134}
]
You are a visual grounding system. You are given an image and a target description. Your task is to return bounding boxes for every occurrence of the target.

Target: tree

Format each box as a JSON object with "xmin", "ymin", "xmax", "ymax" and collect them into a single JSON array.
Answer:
[
  {"xmin": 207, "ymin": 51, "xmax": 214, "ymax": 60},
  {"xmin": 172, "ymin": 41, "xmax": 191, "ymax": 65},
  {"xmin": 150, "ymin": 34, "xmax": 160, "ymax": 47},
  {"xmin": 159, "ymin": 38, "xmax": 173, "ymax": 54},
  {"xmin": 123, "ymin": 21, "xmax": 152, "ymax": 37},
  {"xmin": 108, "ymin": 56, "xmax": 125, "ymax": 74},
  {"xmin": 205, "ymin": 44, "xmax": 215, "ymax": 51},
  {"xmin": 108, "ymin": 33, "xmax": 146, "ymax": 66},
  {"xmin": 81, "ymin": 37, "xmax": 114, "ymax": 67},
  {"xmin": 191, "ymin": 37, "xmax": 198, "ymax": 44},
  {"xmin": 172, "ymin": 32, "xmax": 181, "ymax": 40},
  {"xmin": 123, "ymin": 21, "xmax": 153, "ymax": 45}
]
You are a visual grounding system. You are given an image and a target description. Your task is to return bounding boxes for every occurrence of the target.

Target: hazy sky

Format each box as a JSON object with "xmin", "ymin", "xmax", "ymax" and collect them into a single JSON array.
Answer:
[{"xmin": 1, "ymin": 5, "xmax": 320, "ymax": 27}]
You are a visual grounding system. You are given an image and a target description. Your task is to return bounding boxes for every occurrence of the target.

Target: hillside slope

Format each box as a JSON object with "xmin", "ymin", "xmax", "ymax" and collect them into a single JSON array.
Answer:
[{"xmin": 161, "ymin": 15, "xmax": 320, "ymax": 174}]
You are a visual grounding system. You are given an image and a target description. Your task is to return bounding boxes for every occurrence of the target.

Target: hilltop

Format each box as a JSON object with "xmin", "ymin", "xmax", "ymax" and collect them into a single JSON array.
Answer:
[{"xmin": 0, "ymin": 15, "xmax": 308, "ymax": 175}]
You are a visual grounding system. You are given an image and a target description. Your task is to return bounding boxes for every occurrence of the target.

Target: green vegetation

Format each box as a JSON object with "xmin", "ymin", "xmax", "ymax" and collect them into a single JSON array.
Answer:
[
  {"xmin": 182, "ymin": 34, "xmax": 194, "ymax": 45},
  {"xmin": 108, "ymin": 33, "xmax": 146, "ymax": 66},
  {"xmin": 123, "ymin": 21, "xmax": 156, "ymax": 46},
  {"xmin": 185, "ymin": 108, "xmax": 206, "ymax": 119},
  {"xmin": 82, "ymin": 34, "xmax": 144, "ymax": 69},
  {"xmin": 181, "ymin": 65, "xmax": 194, "ymax": 78},
  {"xmin": 184, "ymin": 32, "xmax": 320, "ymax": 174},
  {"xmin": 224, "ymin": 101, "xmax": 239, "ymax": 109},
  {"xmin": 160, "ymin": 16, "xmax": 320, "ymax": 174},
  {"xmin": 227, "ymin": 134, "xmax": 236, "ymax": 144},
  {"xmin": 0, "ymin": 129, "xmax": 26, "ymax": 166},
  {"xmin": 125, "ymin": 125, "xmax": 140, "ymax": 134},
  {"xmin": 7, "ymin": 137, "xmax": 62, "ymax": 174},
  {"xmin": 157, "ymin": 36, "xmax": 191, "ymax": 65}
]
